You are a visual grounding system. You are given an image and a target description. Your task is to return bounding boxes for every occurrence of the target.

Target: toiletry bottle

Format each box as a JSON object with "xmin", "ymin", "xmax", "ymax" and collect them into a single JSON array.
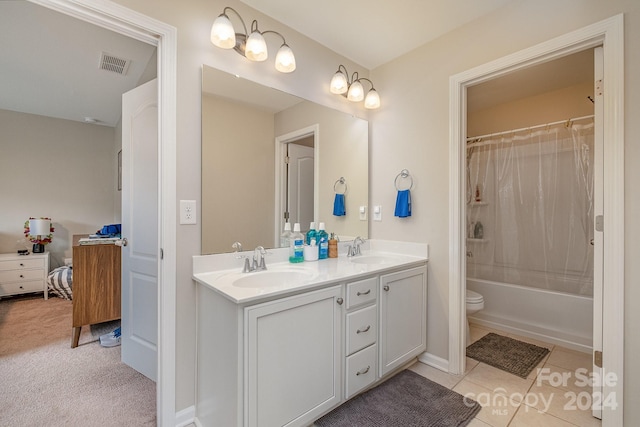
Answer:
[
  {"xmin": 317, "ymin": 222, "xmax": 328, "ymax": 259},
  {"xmin": 289, "ymin": 223, "xmax": 304, "ymax": 263},
  {"xmin": 474, "ymin": 221, "xmax": 484, "ymax": 239},
  {"xmin": 306, "ymin": 222, "xmax": 317, "ymax": 245},
  {"xmin": 280, "ymin": 221, "xmax": 292, "ymax": 248},
  {"xmin": 328, "ymin": 233, "xmax": 338, "ymax": 258}
]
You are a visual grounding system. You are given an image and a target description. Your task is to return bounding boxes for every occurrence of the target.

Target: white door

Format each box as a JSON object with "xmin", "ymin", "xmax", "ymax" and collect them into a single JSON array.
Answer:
[
  {"xmin": 287, "ymin": 143, "xmax": 314, "ymax": 232},
  {"xmin": 121, "ymin": 79, "xmax": 158, "ymax": 381},
  {"xmin": 592, "ymin": 46, "xmax": 604, "ymax": 419}
]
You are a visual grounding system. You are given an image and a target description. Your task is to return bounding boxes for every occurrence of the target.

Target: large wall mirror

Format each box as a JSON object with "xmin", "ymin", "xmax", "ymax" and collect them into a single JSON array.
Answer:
[{"xmin": 201, "ymin": 65, "xmax": 369, "ymax": 254}]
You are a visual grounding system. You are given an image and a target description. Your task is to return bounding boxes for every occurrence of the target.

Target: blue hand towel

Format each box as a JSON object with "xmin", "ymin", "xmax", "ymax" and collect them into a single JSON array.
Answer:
[
  {"xmin": 394, "ymin": 189, "xmax": 411, "ymax": 217},
  {"xmin": 333, "ymin": 193, "xmax": 346, "ymax": 216}
]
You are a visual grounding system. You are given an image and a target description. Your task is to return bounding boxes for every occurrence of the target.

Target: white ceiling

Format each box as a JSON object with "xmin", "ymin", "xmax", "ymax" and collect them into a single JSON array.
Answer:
[
  {"xmin": 1, "ymin": 1, "xmax": 593, "ymax": 127},
  {"xmin": 239, "ymin": 0, "xmax": 515, "ymax": 70},
  {"xmin": 0, "ymin": 1, "xmax": 155, "ymax": 127}
]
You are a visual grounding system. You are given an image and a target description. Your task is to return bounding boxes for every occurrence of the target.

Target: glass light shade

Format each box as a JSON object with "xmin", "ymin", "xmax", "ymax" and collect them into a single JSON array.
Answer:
[
  {"xmin": 330, "ymin": 71, "xmax": 348, "ymax": 94},
  {"xmin": 275, "ymin": 44, "xmax": 296, "ymax": 73},
  {"xmin": 210, "ymin": 14, "xmax": 236, "ymax": 49},
  {"xmin": 347, "ymin": 80, "xmax": 364, "ymax": 102},
  {"xmin": 245, "ymin": 31, "xmax": 268, "ymax": 61},
  {"xmin": 364, "ymin": 89, "xmax": 381, "ymax": 109},
  {"xmin": 29, "ymin": 219, "xmax": 50, "ymax": 236}
]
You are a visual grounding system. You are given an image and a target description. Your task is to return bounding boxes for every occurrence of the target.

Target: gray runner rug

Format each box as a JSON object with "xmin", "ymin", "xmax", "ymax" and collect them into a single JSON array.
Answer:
[
  {"xmin": 466, "ymin": 332, "xmax": 550, "ymax": 378},
  {"xmin": 315, "ymin": 369, "xmax": 481, "ymax": 427}
]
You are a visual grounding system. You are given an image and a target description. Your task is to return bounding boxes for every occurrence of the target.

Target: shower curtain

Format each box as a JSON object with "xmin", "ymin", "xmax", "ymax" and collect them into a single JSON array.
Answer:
[{"xmin": 466, "ymin": 119, "xmax": 594, "ymax": 296}]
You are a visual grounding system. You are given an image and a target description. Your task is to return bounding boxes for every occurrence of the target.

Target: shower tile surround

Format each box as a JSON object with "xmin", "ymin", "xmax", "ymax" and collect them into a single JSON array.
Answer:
[{"xmin": 409, "ymin": 323, "xmax": 601, "ymax": 427}]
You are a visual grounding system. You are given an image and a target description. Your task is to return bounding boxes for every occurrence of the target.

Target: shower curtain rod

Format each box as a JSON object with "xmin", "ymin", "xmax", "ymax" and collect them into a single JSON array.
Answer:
[{"xmin": 466, "ymin": 114, "xmax": 594, "ymax": 143}]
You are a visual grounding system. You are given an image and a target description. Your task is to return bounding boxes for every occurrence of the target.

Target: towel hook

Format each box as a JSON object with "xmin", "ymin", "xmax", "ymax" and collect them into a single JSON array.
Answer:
[
  {"xmin": 394, "ymin": 169, "xmax": 413, "ymax": 190},
  {"xmin": 334, "ymin": 177, "xmax": 347, "ymax": 195}
]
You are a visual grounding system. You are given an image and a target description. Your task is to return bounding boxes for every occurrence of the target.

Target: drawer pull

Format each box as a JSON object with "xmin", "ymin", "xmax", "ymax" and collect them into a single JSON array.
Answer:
[
  {"xmin": 356, "ymin": 365, "xmax": 370, "ymax": 376},
  {"xmin": 356, "ymin": 325, "xmax": 371, "ymax": 334},
  {"xmin": 19, "ymin": 263, "xmax": 24, "ymax": 267},
  {"xmin": 383, "ymin": 285, "xmax": 390, "ymax": 291},
  {"xmin": 20, "ymin": 275, "xmax": 24, "ymax": 278},
  {"xmin": 356, "ymin": 289, "xmax": 371, "ymax": 296},
  {"xmin": 19, "ymin": 286, "xmax": 24, "ymax": 289}
]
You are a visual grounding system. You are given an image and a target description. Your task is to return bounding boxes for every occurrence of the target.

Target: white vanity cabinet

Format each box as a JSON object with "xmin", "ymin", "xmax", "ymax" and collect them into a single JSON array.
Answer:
[
  {"xmin": 195, "ymin": 255, "xmax": 428, "ymax": 427},
  {"xmin": 245, "ymin": 285, "xmax": 342, "ymax": 427},
  {"xmin": 379, "ymin": 266, "xmax": 428, "ymax": 377}
]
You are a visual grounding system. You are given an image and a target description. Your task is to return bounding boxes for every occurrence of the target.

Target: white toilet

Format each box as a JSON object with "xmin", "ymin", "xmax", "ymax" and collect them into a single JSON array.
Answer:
[{"xmin": 466, "ymin": 289, "xmax": 485, "ymax": 345}]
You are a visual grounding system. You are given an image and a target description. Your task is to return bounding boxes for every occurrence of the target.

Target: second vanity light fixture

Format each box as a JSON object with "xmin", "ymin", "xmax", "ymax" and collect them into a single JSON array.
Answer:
[
  {"xmin": 330, "ymin": 65, "xmax": 380, "ymax": 109},
  {"xmin": 210, "ymin": 6, "xmax": 296, "ymax": 73}
]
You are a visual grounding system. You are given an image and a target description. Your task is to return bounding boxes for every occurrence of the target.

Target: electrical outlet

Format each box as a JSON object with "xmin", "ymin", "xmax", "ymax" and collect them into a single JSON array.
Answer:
[{"xmin": 180, "ymin": 200, "xmax": 197, "ymax": 225}]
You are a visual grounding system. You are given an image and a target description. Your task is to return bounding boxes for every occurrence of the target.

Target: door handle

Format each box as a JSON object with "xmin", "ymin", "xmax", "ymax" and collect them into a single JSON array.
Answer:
[
  {"xmin": 590, "ymin": 238, "xmax": 594, "ymax": 246},
  {"xmin": 117, "ymin": 238, "xmax": 128, "ymax": 247}
]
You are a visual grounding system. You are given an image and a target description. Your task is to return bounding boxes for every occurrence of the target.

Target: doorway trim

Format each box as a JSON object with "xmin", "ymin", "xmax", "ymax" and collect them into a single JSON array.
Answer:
[
  {"xmin": 448, "ymin": 14, "xmax": 624, "ymax": 425},
  {"xmin": 30, "ymin": 0, "xmax": 177, "ymax": 425},
  {"xmin": 274, "ymin": 124, "xmax": 320, "ymax": 246}
]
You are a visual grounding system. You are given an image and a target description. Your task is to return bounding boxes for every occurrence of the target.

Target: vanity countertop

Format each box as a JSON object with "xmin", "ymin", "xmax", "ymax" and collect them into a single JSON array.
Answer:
[{"xmin": 193, "ymin": 240, "xmax": 428, "ymax": 304}]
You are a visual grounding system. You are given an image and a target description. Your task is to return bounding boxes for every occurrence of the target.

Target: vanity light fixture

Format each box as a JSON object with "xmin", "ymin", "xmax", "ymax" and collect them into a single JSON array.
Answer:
[
  {"xmin": 330, "ymin": 65, "xmax": 380, "ymax": 109},
  {"xmin": 210, "ymin": 7, "xmax": 296, "ymax": 73}
]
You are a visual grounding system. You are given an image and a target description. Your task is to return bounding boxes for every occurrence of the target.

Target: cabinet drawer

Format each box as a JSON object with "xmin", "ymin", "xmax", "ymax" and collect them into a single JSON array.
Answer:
[
  {"xmin": 345, "ymin": 344, "xmax": 377, "ymax": 399},
  {"xmin": 0, "ymin": 280, "xmax": 43, "ymax": 296},
  {"xmin": 346, "ymin": 277, "xmax": 377, "ymax": 309},
  {"xmin": 346, "ymin": 304, "xmax": 377, "ymax": 355},
  {"xmin": 0, "ymin": 258, "xmax": 44, "ymax": 271},
  {"xmin": 0, "ymin": 268, "xmax": 44, "ymax": 283}
]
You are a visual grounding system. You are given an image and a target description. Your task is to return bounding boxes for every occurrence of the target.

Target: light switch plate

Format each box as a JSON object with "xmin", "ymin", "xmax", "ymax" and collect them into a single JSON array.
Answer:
[
  {"xmin": 180, "ymin": 200, "xmax": 197, "ymax": 225},
  {"xmin": 373, "ymin": 205, "xmax": 382, "ymax": 221},
  {"xmin": 359, "ymin": 205, "xmax": 367, "ymax": 221}
]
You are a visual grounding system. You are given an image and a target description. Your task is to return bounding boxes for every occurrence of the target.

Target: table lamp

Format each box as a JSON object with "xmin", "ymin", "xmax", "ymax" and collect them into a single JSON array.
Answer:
[{"xmin": 26, "ymin": 218, "xmax": 53, "ymax": 253}]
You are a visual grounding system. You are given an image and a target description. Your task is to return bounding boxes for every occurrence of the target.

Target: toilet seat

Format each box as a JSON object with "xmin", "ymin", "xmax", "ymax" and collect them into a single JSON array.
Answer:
[{"xmin": 466, "ymin": 290, "xmax": 484, "ymax": 303}]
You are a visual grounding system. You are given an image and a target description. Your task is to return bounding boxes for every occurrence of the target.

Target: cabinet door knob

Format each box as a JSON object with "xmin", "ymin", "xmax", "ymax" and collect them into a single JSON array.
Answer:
[
  {"xmin": 356, "ymin": 325, "xmax": 371, "ymax": 334},
  {"xmin": 356, "ymin": 289, "xmax": 371, "ymax": 296},
  {"xmin": 383, "ymin": 285, "xmax": 390, "ymax": 291},
  {"xmin": 356, "ymin": 365, "xmax": 370, "ymax": 376},
  {"xmin": 336, "ymin": 297, "xmax": 344, "ymax": 305}
]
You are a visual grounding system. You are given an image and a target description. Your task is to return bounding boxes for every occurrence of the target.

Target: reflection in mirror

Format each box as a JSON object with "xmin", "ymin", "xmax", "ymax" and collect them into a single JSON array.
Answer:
[{"xmin": 201, "ymin": 65, "xmax": 369, "ymax": 254}]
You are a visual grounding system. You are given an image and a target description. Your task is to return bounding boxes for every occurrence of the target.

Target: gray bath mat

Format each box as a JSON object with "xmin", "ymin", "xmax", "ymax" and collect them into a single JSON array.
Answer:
[
  {"xmin": 466, "ymin": 332, "xmax": 550, "ymax": 378},
  {"xmin": 315, "ymin": 369, "xmax": 481, "ymax": 427}
]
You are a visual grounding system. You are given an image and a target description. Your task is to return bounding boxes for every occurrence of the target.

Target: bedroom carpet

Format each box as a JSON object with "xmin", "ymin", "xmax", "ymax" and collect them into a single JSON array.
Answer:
[
  {"xmin": 0, "ymin": 295, "xmax": 156, "ymax": 426},
  {"xmin": 315, "ymin": 369, "xmax": 481, "ymax": 426},
  {"xmin": 466, "ymin": 332, "xmax": 550, "ymax": 379}
]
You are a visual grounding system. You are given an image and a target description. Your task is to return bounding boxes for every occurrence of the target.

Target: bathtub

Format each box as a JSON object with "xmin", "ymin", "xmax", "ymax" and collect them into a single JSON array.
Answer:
[{"xmin": 467, "ymin": 277, "xmax": 593, "ymax": 353}]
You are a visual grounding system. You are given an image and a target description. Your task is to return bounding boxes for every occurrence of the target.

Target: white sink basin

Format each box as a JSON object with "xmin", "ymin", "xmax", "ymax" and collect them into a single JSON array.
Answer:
[
  {"xmin": 232, "ymin": 269, "xmax": 316, "ymax": 289},
  {"xmin": 349, "ymin": 255, "xmax": 393, "ymax": 265}
]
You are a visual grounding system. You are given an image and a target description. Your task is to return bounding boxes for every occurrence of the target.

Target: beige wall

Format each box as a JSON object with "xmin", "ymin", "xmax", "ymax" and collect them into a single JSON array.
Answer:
[
  {"xmin": 371, "ymin": 0, "xmax": 639, "ymax": 422},
  {"xmin": 468, "ymin": 81, "xmax": 594, "ymax": 137},
  {"xmin": 111, "ymin": 0, "xmax": 640, "ymax": 421},
  {"xmin": 0, "ymin": 109, "xmax": 118, "ymax": 268}
]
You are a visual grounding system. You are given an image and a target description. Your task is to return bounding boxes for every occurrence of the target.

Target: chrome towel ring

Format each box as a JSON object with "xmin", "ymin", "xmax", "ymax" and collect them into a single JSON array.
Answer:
[
  {"xmin": 334, "ymin": 177, "xmax": 347, "ymax": 194},
  {"xmin": 395, "ymin": 169, "xmax": 413, "ymax": 190}
]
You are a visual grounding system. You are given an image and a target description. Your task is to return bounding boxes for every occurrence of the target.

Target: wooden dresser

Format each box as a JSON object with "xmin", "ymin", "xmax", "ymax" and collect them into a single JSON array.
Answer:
[{"xmin": 71, "ymin": 235, "xmax": 121, "ymax": 348}]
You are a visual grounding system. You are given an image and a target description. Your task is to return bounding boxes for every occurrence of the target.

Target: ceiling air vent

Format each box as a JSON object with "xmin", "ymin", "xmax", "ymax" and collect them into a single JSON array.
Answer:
[{"xmin": 99, "ymin": 52, "xmax": 131, "ymax": 76}]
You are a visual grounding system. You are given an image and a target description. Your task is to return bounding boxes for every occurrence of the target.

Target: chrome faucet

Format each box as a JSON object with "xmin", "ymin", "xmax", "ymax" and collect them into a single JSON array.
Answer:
[
  {"xmin": 243, "ymin": 246, "xmax": 268, "ymax": 273},
  {"xmin": 348, "ymin": 236, "xmax": 366, "ymax": 257}
]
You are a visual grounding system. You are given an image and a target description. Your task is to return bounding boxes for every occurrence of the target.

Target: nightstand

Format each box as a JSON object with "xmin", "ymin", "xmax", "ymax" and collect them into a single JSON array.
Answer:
[{"xmin": 0, "ymin": 252, "xmax": 50, "ymax": 299}]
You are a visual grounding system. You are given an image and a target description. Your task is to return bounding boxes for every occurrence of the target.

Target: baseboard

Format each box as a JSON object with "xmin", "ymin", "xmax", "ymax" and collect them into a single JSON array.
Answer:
[
  {"xmin": 417, "ymin": 351, "xmax": 449, "ymax": 373},
  {"xmin": 175, "ymin": 405, "xmax": 195, "ymax": 427}
]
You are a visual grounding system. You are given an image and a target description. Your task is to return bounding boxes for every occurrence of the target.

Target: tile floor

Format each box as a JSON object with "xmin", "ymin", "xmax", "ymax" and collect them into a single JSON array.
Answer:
[{"xmin": 408, "ymin": 323, "xmax": 602, "ymax": 427}]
